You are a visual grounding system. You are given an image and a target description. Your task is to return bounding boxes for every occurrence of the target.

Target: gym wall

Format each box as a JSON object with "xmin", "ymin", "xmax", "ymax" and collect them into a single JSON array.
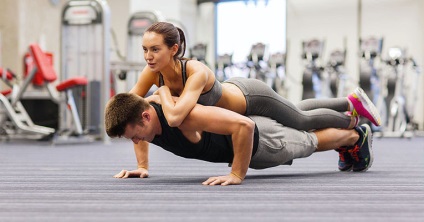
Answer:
[{"xmin": 0, "ymin": 0, "xmax": 65, "ymax": 81}]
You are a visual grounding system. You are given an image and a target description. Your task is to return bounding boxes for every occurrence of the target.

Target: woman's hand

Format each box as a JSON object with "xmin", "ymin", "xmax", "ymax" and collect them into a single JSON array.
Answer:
[{"xmin": 145, "ymin": 94, "xmax": 162, "ymax": 104}]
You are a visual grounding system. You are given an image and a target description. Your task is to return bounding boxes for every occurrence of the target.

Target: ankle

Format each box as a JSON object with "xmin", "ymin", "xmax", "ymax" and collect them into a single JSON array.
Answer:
[
  {"xmin": 348, "ymin": 129, "xmax": 360, "ymax": 146},
  {"xmin": 354, "ymin": 127, "xmax": 364, "ymax": 144},
  {"xmin": 347, "ymin": 98, "xmax": 354, "ymax": 112},
  {"xmin": 349, "ymin": 115, "xmax": 359, "ymax": 128}
]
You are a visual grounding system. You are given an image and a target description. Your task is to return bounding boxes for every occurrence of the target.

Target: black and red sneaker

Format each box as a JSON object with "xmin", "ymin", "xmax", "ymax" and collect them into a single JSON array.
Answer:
[
  {"xmin": 335, "ymin": 147, "xmax": 354, "ymax": 171},
  {"xmin": 349, "ymin": 124, "xmax": 374, "ymax": 172}
]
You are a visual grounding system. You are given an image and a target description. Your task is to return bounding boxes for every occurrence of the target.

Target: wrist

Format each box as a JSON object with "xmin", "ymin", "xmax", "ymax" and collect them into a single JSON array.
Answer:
[
  {"xmin": 230, "ymin": 172, "xmax": 243, "ymax": 180},
  {"xmin": 138, "ymin": 165, "xmax": 148, "ymax": 170}
]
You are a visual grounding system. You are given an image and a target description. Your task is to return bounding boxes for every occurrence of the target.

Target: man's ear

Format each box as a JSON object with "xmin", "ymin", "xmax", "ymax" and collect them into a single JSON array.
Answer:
[{"xmin": 142, "ymin": 111, "xmax": 150, "ymax": 122}]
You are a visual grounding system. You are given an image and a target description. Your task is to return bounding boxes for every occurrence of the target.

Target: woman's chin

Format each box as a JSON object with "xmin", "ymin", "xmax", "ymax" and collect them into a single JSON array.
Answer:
[{"xmin": 148, "ymin": 65, "xmax": 158, "ymax": 72}]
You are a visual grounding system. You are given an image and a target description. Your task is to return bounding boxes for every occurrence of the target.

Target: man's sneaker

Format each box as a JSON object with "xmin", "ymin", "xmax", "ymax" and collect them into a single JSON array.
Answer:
[
  {"xmin": 348, "ymin": 87, "xmax": 382, "ymax": 126},
  {"xmin": 349, "ymin": 124, "xmax": 374, "ymax": 172},
  {"xmin": 335, "ymin": 147, "xmax": 353, "ymax": 171}
]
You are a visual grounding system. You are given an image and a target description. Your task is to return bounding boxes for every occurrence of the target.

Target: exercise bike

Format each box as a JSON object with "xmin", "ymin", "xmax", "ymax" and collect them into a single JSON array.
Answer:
[
  {"xmin": 215, "ymin": 53, "xmax": 233, "ymax": 82},
  {"xmin": 301, "ymin": 39, "xmax": 331, "ymax": 99},
  {"xmin": 359, "ymin": 37, "xmax": 386, "ymax": 130},
  {"xmin": 381, "ymin": 47, "xmax": 420, "ymax": 137},
  {"xmin": 268, "ymin": 52, "xmax": 288, "ymax": 97},
  {"xmin": 325, "ymin": 48, "xmax": 356, "ymax": 97},
  {"xmin": 246, "ymin": 42, "xmax": 274, "ymax": 88}
]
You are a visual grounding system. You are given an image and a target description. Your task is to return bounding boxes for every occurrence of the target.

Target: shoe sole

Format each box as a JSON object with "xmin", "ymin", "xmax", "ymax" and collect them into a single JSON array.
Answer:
[
  {"xmin": 355, "ymin": 124, "xmax": 374, "ymax": 172},
  {"xmin": 339, "ymin": 166, "xmax": 353, "ymax": 172},
  {"xmin": 355, "ymin": 87, "xmax": 382, "ymax": 126}
]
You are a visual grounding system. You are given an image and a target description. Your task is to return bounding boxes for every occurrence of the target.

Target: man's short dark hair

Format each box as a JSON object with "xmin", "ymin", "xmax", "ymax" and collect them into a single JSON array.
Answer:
[{"xmin": 104, "ymin": 93, "xmax": 150, "ymax": 138}]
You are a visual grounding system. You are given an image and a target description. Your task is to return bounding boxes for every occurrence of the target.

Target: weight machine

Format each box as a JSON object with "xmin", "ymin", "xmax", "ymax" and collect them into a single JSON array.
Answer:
[
  {"xmin": 61, "ymin": 0, "xmax": 110, "ymax": 142},
  {"xmin": 110, "ymin": 11, "xmax": 163, "ymax": 94}
]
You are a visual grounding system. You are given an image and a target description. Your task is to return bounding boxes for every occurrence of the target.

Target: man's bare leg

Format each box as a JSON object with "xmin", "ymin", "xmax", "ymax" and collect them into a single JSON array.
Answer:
[{"xmin": 314, "ymin": 128, "xmax": 359, "ymax": 152}]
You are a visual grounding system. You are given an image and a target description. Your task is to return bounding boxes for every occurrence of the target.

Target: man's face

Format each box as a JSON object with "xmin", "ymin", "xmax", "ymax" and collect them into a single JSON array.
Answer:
[{"xmin": 123, "ymin": 122, "xmax": 156, "ymax": 144}]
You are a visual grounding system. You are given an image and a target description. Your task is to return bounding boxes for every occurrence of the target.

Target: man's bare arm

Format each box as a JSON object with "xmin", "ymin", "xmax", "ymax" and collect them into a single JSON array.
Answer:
[
  {"xmin": 113, "ymin": 141, "xmax": 149, "ymax": 179},
  {"xmin": 179, "ymin": 104, "xmax": 255, "ymax": 185}
]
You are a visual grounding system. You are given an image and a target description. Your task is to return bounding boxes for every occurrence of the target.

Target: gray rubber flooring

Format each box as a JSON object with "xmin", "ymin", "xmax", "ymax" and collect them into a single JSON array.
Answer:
[{"xmin": 1, "ymin": 137, "xmax": 423, "ymax": 222}]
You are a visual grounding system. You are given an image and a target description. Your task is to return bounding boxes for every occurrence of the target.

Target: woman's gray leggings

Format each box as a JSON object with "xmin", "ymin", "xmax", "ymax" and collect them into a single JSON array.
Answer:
[{"xmin": 224, "ymin": 77, "xmax": 351, "ymax": 131}]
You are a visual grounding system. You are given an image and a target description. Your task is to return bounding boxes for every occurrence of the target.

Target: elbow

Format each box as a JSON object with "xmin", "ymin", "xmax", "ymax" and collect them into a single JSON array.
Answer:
[
  {"xmin": 247, "ymin": 118, "xmax": 255, "ymax": 134},
  {"xmin": 241, "ymin": 117, "xmax": 255, "ymax": 135},
  {"xmin": 166, "ymin": 115, "xmax": 184, "ymax": 127}
]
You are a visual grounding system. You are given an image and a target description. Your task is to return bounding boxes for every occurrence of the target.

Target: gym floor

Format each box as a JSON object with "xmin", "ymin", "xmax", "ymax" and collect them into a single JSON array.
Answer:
[{"xmin": 1, "ymin": 137, "xmax": 423, "ymax": 222}]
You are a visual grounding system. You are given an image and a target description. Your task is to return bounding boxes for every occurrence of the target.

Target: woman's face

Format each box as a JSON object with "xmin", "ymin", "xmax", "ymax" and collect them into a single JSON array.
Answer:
[{"xmin": 142, "ymin": 32, "xmax": 177, "ymax": 72}]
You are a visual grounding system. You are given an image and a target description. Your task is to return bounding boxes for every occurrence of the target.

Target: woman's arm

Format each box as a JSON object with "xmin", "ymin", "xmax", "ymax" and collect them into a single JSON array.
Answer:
[
  {"xmin": 157, "ymin": 61, "xmax": 210, "ymax": 127},
  {"xmin": 129, "ymin": 65, "xmax": 158, "ymax": 96}
]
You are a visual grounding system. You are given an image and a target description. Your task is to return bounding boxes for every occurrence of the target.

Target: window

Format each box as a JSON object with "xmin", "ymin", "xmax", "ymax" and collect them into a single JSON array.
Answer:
[{"xmin": 216, "ymin": 0, "xmax": 287, "ymax": 64}]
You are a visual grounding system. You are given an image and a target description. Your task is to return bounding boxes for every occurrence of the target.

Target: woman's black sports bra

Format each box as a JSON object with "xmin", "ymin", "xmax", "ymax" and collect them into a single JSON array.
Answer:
[{"xmin": 158, "ymin": 59, "xmax": 223, "ymax": 106}]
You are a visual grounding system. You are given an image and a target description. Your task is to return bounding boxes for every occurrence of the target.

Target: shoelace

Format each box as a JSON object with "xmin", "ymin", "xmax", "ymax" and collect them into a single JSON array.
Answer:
[
  {"xmin": 352, "ymin": 109, "xmax": 359, "ymax": 117},
  {"xmin": 337, "ymin": 148, "xmax": 348, "ymax": 161},
  {"xmin": 348, "ymin": 145, "xmax": 361, "ymax": 162}
]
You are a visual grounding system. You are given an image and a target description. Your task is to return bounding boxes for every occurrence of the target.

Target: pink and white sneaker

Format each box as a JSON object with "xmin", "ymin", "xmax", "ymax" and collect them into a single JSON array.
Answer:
[{"xmin": 348, "ymin": 87, "xmax": 382, "ymax": 126}]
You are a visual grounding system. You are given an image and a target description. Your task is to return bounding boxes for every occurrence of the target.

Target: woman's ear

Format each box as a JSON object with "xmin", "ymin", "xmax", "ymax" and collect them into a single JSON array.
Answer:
[{"xmin": 172, "ymin": 44, "xmax": 179, "ymax": 56}]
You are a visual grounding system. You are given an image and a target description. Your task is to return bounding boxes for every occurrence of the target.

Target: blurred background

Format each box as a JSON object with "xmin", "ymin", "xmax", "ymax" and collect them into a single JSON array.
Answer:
[{"xmin": 0, "ymin": 0, "xmax": 423, "ymax": 143}]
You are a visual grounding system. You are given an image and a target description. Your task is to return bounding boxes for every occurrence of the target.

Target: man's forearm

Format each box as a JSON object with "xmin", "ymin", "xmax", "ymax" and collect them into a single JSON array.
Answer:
[
  {"xmin": 229, "ymin": 122, "xmax": 255, "ymax": 179},
  {"xmin": 134, "ymin": 141, "xmax": 149, "ymax": 169}
]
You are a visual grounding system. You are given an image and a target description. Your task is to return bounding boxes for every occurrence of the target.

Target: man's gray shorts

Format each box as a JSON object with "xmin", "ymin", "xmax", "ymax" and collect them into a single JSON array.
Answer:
[{"xmin": 249, "ymin": 116, "xmax": 318, "ymax": 169}]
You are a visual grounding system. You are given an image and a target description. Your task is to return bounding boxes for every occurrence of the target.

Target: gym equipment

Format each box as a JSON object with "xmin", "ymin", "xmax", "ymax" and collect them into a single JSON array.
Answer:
[
  {"xmin": 61, "ymin": 0, "xmax": 110, "ymax": 142},
  {"xmin": 6, "ymin": 44, "xmax": 90, "ymax": 143},
  {"xmin": 376, "ymin": 47, "xmax": 420, "ymax": 137},
  {"xmin": 301, "ymin": 39, "xmax": 330, "ymax": 99},
  {"xmin": 359, "ymin": 37, "xmax": 386, "ymax": 127},
  {"xmin": 0, "ymin": 67, "xmax": 14, "ymax": 89},
  {"xmin": 30, "ymin": 44, "xmax": 87, "ymax": 135},
  {"xmin": 0, "ymin": 67, "xmax": 55, "ymax": 140},
  {"xmin": 246, "ymin": 42, "xmax": 274, "ymax": 88},
  {"xmin": 110, "ymin": 11, "xmax": 163, "ymax": 95},
  {"xmin": 358, "ymin": 37, "xmax": 390, "ymax": 133},
  {"xmin": 215, "ymin": 53, "xmax": 233, "ymax": 82},
  {"xmin": 359, "ymin": 36, "xmax": 386, "ymax": 107},
  {"xmin": 268, "ymin": 52, "xmax": 288, "ymax": 97},
  {"xmin": 189, "ymin": 43, "xmax": 208, "ymax": 66},
  {"xmin": 325, "ymin": 48, "xmax": 356, "ymax": 97}
]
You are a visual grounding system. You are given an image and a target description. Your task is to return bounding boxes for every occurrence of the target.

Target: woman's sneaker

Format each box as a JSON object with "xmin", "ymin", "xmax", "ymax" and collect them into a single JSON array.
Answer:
[
  {"xmin": 349, "ymin": 124, "xmax": 374, "ymax": 172},
  {"xmin": 348, "ymin": 87, "xmax": 382, "ymax": 126}
]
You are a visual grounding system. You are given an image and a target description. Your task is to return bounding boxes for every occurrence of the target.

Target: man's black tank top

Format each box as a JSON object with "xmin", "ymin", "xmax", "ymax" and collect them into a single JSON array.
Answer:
[{"xmin": 150, "ymin": 103, "xmax": 258, "ymax": 163}]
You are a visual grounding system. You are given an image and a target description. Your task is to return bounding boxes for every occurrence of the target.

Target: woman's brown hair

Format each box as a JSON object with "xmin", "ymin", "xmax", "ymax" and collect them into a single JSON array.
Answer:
[{"xmin": 146, "ymin": 22, "xmax": 187, "ymax": 61}]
